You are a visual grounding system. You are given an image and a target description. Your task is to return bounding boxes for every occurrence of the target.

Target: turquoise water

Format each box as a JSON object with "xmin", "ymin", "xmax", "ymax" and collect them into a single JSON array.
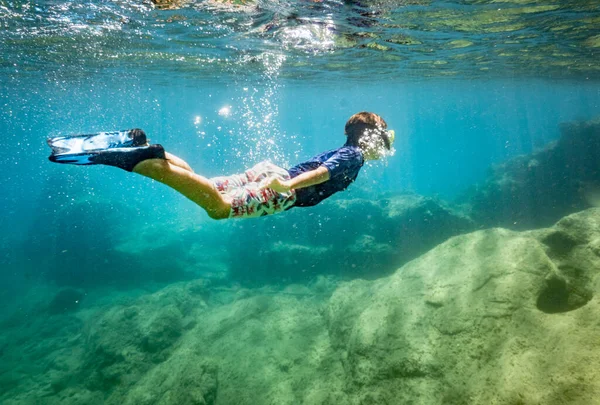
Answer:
[{"xmin": 1, "ymin": 1, "xmax": 600, "ymax": 404}]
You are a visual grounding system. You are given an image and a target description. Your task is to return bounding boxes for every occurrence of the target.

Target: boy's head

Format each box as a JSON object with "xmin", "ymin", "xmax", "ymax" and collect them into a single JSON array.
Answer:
[{"xmin": 344, "ymin": 112, "xmax": 394, "ymax": 159}]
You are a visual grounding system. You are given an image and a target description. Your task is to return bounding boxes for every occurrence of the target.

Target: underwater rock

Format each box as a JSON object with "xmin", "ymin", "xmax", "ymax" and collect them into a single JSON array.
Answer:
[
  {"xmin": 87, "ymin": 284, "xmax": 341, "ymax": 405},
  {"xmin": 462, "ymin": 118, "xmax": 600, "ymax": 230},
  {"xmin": 79, "ymin": 282, "xmax": 208, "ymax": 399},
  {"xmin": 228, "ymin": 193, "xmax": 475, "ymax": 284},
  {"xmin": 2, "ymin": 209, "xmax": 600, "ymax": 404},
  {"xmin": 182, "ymin": 292, "xmax": 346, "ymax": 404},
  {"xmin": 531, "ymin": 210, "xmax": 599, "ymax": 313},
  {"xmin": 325, "ymin": 208, "xmax": 600, "ymax": 404},
  {"xmin": 122, "ymin": 349, "xmax": 218, "ymax": 405},
  {"xmin": 47, "ymin": 288, "xmax": 85, "ymax": 314}
]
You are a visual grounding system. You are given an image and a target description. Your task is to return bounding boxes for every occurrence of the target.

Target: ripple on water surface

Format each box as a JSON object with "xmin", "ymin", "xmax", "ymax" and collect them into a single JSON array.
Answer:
[{"xmin": 0, "ymin": 0, "xmax": 599, "ymax": 81}]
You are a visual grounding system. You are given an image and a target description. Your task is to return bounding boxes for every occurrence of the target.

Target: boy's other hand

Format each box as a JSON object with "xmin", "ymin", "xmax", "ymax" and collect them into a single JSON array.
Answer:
[{"xmin": 260, "ymin": 177, "xmax": 292, "ymax": 193}]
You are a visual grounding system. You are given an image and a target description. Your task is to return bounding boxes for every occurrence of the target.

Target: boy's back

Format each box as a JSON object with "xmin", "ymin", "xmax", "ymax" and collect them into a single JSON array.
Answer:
[{"xmin": 287, "ymin": 145, "xmax": 364, "ymax": 207}]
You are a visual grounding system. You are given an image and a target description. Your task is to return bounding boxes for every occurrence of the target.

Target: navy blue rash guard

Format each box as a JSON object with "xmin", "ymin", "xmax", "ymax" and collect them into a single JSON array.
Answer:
[{"xmin": 286, "ymin": 145, "xmax": 364, "ymax": 208}]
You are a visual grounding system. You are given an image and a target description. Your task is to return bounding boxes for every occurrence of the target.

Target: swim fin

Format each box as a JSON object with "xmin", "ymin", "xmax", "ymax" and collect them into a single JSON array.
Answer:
[
  {"xmin": 48, "ymin": 129, "xmax": 166, "ymax": 172},
  {"xmin": 47, "ymin": 128, "xmax": 147, "ymax": 155}
]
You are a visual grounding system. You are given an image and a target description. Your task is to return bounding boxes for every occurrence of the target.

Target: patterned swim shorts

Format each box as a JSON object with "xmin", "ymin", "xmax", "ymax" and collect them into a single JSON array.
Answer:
[{"xmin": 210, "ymin": 161, "xmax": 297, "ymax": 219}]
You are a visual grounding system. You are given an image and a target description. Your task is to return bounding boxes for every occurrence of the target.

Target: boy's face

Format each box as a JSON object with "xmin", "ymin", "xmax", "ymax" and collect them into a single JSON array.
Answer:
[{"xmin": 359, "ymin": 128, "xmax": 395, "ymax": 160}]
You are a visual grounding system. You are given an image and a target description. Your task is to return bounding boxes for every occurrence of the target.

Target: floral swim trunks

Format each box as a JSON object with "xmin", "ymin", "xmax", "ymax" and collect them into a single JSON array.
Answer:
[{"xmin": 210, "ymin": 161, "xmax": 297, "ymax": 219}]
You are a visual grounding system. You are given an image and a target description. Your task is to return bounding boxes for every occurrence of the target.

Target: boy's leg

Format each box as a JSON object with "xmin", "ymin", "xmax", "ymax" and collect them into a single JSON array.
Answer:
[
  {"xmin": 133, "ymin": 158, "xmax": 231, "ymax": 220},
  {"xmin": 165, "ymin": 152, "xmax": 193, "ymax": 172}
]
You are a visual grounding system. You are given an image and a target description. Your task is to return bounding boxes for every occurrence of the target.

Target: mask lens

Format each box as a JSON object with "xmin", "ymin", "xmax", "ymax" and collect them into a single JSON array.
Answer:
[{"xmin": 388, "ymin": 130, "xmax": 395, "ymax": 145}]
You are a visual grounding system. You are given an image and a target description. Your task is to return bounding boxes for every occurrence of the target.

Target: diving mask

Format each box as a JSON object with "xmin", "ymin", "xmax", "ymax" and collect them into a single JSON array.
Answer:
[{"xmin": 387, "ymin": 129, "xmax": 395, "ymax": 147}]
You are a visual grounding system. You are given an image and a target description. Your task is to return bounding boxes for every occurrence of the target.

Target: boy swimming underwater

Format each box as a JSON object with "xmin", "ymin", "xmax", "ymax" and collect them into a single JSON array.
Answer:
[{"xmin": 48, "ymin": 112, "xmax": 394, "ymax": 220}]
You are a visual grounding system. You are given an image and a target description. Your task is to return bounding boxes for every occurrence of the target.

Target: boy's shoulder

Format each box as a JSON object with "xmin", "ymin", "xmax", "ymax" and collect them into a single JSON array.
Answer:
[
  {"xmin": 319, "ymin": 146, "xmax": 364, "ymax": 172},
  {"xmin": 317, "ymin": 145, "xmax": 362, "ymax": 160},
  {"xmin": 332, "ymin": 145, "xmax": 364, "ymax": 161}
]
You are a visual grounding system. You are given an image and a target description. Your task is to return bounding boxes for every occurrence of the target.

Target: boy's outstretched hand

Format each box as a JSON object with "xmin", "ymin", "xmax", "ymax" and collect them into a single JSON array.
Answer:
[{"xmin": 260, "ymin": 177, "xmax": 292, "ymax": 193}]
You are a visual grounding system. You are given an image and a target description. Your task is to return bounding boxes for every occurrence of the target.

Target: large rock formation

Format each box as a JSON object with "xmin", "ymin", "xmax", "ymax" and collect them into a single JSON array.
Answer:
[
  {"xmin": 2, "ymin": 208, "xmax": 599, "ymax": 405},
  {"xmin": 325, "ymin": 208, "xmax": 600, "ymax": 404},
  {"xmin": 462, "ymin": 119, "xmax": 600, "ymax": 230}
]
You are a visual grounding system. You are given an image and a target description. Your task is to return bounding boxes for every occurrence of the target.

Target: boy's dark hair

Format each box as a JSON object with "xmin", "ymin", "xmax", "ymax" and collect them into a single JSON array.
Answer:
[{"xmin": 344, "ymin": 112, "xmax": 390, "ymax": 149}]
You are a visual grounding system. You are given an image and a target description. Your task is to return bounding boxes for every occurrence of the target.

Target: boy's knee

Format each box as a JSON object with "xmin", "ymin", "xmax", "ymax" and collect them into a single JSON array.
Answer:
[
  {"xmin": 207, "ymin": 209, "xmax": 230, "ymax": 220},
  {"xmin": 207, "ymin": 202, "xmax": 231, "ymax": 220}
]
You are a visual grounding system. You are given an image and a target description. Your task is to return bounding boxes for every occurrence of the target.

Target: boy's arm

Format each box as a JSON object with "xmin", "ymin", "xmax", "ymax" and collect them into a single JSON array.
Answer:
[{"xmin": 262, "ymin": 166, "xmax": 330, "ymax": 193}]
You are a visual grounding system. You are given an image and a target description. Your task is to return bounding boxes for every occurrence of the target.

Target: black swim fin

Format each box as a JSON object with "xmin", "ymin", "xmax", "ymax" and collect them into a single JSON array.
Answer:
[
  {"xmin": 48, "ymin": 129, "xmax": 165, "ymax": 172},
  {"xmin": 49, "ymin": 144, "xmax": 166, "ymax": 172}
]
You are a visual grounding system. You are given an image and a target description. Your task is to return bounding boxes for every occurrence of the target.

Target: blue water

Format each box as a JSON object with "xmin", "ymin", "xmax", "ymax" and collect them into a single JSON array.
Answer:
[
  {"xmin": 2, "ymin": 78, "xmax": 598, "ymax": 238},
  {"xmin": 1, "ymin": 1, "xmax": 600, "ymax": 403},
  {"xmin": 1, "ymin": 75, "xmax": 598, "ymax": 292}
]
